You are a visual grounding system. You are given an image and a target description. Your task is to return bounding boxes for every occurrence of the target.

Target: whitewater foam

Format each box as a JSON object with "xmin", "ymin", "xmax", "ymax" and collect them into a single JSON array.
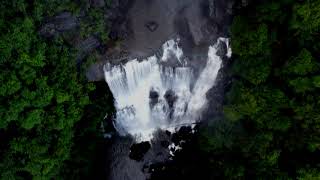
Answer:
[{"xmin": 104, "ymin": 38, "xmax": 231, "ymax": 141}]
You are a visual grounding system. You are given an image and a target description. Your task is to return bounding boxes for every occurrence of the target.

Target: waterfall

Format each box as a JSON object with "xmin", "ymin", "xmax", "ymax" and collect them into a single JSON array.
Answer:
[{"xmin": 104, "ymin": 38, "xmax": 231, "ymax": 141}]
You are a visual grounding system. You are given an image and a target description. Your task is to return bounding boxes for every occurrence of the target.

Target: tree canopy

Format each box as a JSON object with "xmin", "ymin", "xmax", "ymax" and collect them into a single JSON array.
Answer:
[
  {"xmin": 0, "ymin": 0, "xmax": 114, "ymax": 179},
  {"xmin": 202, "ymin": 0, "xmax": 320, "ymax": 179}
]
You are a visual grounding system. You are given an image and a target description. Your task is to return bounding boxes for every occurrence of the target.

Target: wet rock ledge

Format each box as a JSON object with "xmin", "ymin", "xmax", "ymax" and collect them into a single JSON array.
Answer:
[{"xmin": 38, "ymin": 0, "xmax": 250, "ymax": 82}]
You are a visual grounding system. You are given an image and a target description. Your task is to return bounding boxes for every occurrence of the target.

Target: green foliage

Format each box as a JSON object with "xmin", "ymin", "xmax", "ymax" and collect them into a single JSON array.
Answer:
[
  {"xmin": 284, "ymin": 49, "xmax": 319, "ymax": 76},
  {"xmin": 231, "ymin": 17, "xmax": 270, "ymax": 57},
  {"xmin": 200, "ymin": 119, "xmax": 235, "ymax": 151},
  {"xmin": 290, "ymin": 0, "xmax": 320, "ymax": 36},
  {"xmin": 312, "ymin": 76, "xmax": 320, "ymax": 88},
  {"xmin": 289, "ymin": 77, "xmax": 314, "ymax": 93},
  {"xmin": 297, "ymin": 167, "xmax": 320, "ymax": 180},
  {"xmin": 232, "ymin": 56, "xmax": 272, "ymax": 85},
  {"xmin": 80, "ymin": 7, "xmax": 109, "ymax": 43},
  {"xmin": 0, "ymin": 0, "xmax": 113, "ymax": 179},
  {"xmin": 256, "ymin": 2, "xmax": 284, "ymax": 23},
  {"xmin": 201, "ymin": 0, "xmax": 320, "ymax": 179},
  {"xmin": 82, "ymin": 51, "xmax": 100, "ymax": 73}
]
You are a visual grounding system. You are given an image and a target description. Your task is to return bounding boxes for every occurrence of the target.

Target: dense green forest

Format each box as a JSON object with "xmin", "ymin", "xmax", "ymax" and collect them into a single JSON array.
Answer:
[
  {"xmin": 151, "ymin": 0, "xmax": 320, "ymax": 179},
  {"xmin": 0, "ymin": 1, "xmax": 113, "ymax": 179},
  {"xmin": 202, "ymin": 0, "xmax": 320, "ymax": 179}
]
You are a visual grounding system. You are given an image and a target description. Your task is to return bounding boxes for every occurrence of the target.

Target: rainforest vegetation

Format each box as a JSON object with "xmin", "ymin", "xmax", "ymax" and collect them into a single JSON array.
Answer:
[
  {"xmin": 151, "ymin": 0, "xmax": 320, "ymax": 179},
  {"xmin": 220, "ymin": 1, "xmax": 320, "ymax": 178},
  {"xmin": 0, "ymin": 0, "xmax": 114, "ymax": 179}
]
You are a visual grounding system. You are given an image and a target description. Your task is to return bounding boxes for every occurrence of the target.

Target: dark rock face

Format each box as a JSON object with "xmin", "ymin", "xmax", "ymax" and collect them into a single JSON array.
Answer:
[
  {"xmin": 84, "ymin": 0, "xmax": 238, "ymax": 81},
  {"xmin": 109, "ymin": 20, "xmax": 133, "ymax": 41},
  {"xmin": 171, "ymin": 126, "xmax": 193, "ymax": 144},
  {"xmin": 39, "ymin": 12, "xmax": 78, "ymax": 37},
  {"xmin": 106, "ymin": 0, "xmax": 133, "ymax": 41},
  {"xmin": 107, "ymin": 137, "xmax": 147, "ymax": 180},
  {"xmin": 90, "ymin": 0, "xmax": 105, "ymax": 8},
  {"xmin": 129, "ymin": 142, "xmax": 151, "ymax": 161},
  {"xmin": 164, "ymin": 90, "xmax": 178, "ymax": 119},
  {"xmin": 160, "ymin": 140, "xmax": 170, "ymax": 148},
  {"xmin": 149, "ymin": 90, "xmax": 159, "ymax": 99},
  {"xmin": 86, "ymin": 62, "xmax": 105, "ymax": 82},
  {"xmin": 103, "ymin": 0, "xmax": 236, "ymax": 60},
  {"xmin": 145, "ymin": 21, "xmax": 159, "ymax": 32},
  {"xmin": 207, "ymin": 0, "xmax": 235, "ymax": 34},
  {"xmin": 216, "ymin": 40, "xmax": 228, "ymax": 57},
  {"xmin": 241, "ymin": 0, "xmax": 249, "ymax": 7},
  {"xmin": 77, "ymin": 36, "xmax": 101, "ymax": 54},
  {"xmin": 149, "ymin": 90, "xmax": 160, "ymax": 107},
  {"xmin": 76, "ymin": 36, "xmax": 101, "ymax": 64},
  {"xmin": 164, "ymin": 90, "xmax": 177, "ymax": 108}
]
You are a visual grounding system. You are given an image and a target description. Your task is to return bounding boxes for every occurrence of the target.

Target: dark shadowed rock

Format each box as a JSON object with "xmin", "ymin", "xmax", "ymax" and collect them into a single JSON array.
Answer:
[
  {"xmin": 149, "ymin": 90, "xmax": 159, "ymax": 99},
  {"xmin": 90, "ymin": 0, "xmax": 105, "ymax": 8},
  {"xmin": 149, "ymin": 90, "xmax": 159, "ymax": 107},
  {"xmin": 242, "ymin": 0, "xmax": 249, "ymax": 7},
  {"xmin": 107, "ymin": 137, "xmax": 146, "ymax": 180},
  {"xmin": 76, "ymin": 36, "xmax": 101, "ymax": 64},
  {"xmin": 39, "ymin": 12, "xmax": 78, "ymax": 37},
  {"xmin": 77, "ymin": 36, "xmax": 101, "ymax": 54},
  {"xmin": 86, "ymin": 62, "xmax": 105, "ymax": 81},
  {"xmin": 129, "ymin": 142, "xmax": 151, "ymax": 161},
  {"xmin": 200, "ymin": 21, "xmax": 219, "ymax": 42},
  {"xmin": 109, "ymin": 0, "xmax": 120, "ymax": 9},
  {"xmin": 86, "ymin": 0, "xmax": 236, "ymax": 81},
  {"xmin": 54, "ymin": 12, "xmax": 78, "ymax": 31},
  {"xmin": 100, "ymin": 0, "xmax": 235, "ymax": 66},
  {"xmin": 105, "ymin": 10, "xmax": 119, "ymax": 20},
  {"xmin": 145, "ymin": 21, "xmax": 159, "ymax": 32},
  {"xmin": 171, "ymin": 126, "xmax": 193, "ymax": 144},
  {"xmin": 207, "ymin": 0, "xmax": 235, "ymax": 33},
  {"xmin": 160, "ymin": 140, "xmax": 170, "ymax": 148},
  {"xmin": 39, "ymin": 23, "xmax": 56, "ymax": 37},
  {"xmin": 164, "ymin": 90, "xmax": 177, "ymax": 108},
  {"xmin": 216, "ymin": 40, "xmax": 227, "ymax": 57}
]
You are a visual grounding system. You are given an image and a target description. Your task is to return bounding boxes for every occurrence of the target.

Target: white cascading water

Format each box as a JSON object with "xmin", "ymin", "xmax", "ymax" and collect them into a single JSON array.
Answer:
[{"xmin": 104, "ymin": 38, "xmax": 231, "ymax": 141}]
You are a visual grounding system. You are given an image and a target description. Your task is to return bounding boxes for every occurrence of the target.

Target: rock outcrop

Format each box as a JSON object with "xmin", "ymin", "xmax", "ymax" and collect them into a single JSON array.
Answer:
[
  {"xmin": 76, "ymin": 36, "xmax": 101, "ymax": 59},
  {"xmin": 90, "ymin": 0, "xmax": 105, "ymax": 8},
  {"xmin": 38, "ymin": 0, "xmax": 238, "ymax": 83},
  {"xmin": 39, "ymin": 12, "xmax": 79, "ymax": 37}
]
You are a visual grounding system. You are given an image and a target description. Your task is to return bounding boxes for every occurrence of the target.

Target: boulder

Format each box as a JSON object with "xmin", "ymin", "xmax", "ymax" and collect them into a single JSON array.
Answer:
[
  {"xmin": 54, "ymin": 12, "xmax": 78, "ymax": 31},
  {"xmin": 39, "ymin": 12, "xmax": 78, "ymax": 37},
  {"xmin": 129, "ymin": 142, "xmax": 151, "ymax": 161},
  {"xmin": 208, "ymin": 0, "xmax": 235, "ymax": 23},
  {"xmin": 86, "ymin": 62, "xmax": 105, "ymax": 81},
  {"xmin": 164, "ymin": 90, "xmax": 177, "ymax": 108},
  {"xmin": 149, "ymin": 90, "xmax": 159, "ymax": 107},
  {"xmin": 242, "ymin": 0, "xmax": 249, "ymax": 7},
  {"xmin": 149, "ymin": 90, "xmax": 159, "ymax": 99},
  {"xmin": 216, "ymin": 40, "xmax": 227, "ymax": 57},
  {"xmin": 76, "ymin": 36, "xmax": 101, "ymax": 63},
  {"xmin": 90, "ymin": 0, "xmax": 105, "ymax": 8},
  {"xmin": 77, "ymin": 36, "xmax": 101, "ymax": 54},
  {"xmin": 109, "ymin": 0, "xmax": 120, "ymax": 9}
]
